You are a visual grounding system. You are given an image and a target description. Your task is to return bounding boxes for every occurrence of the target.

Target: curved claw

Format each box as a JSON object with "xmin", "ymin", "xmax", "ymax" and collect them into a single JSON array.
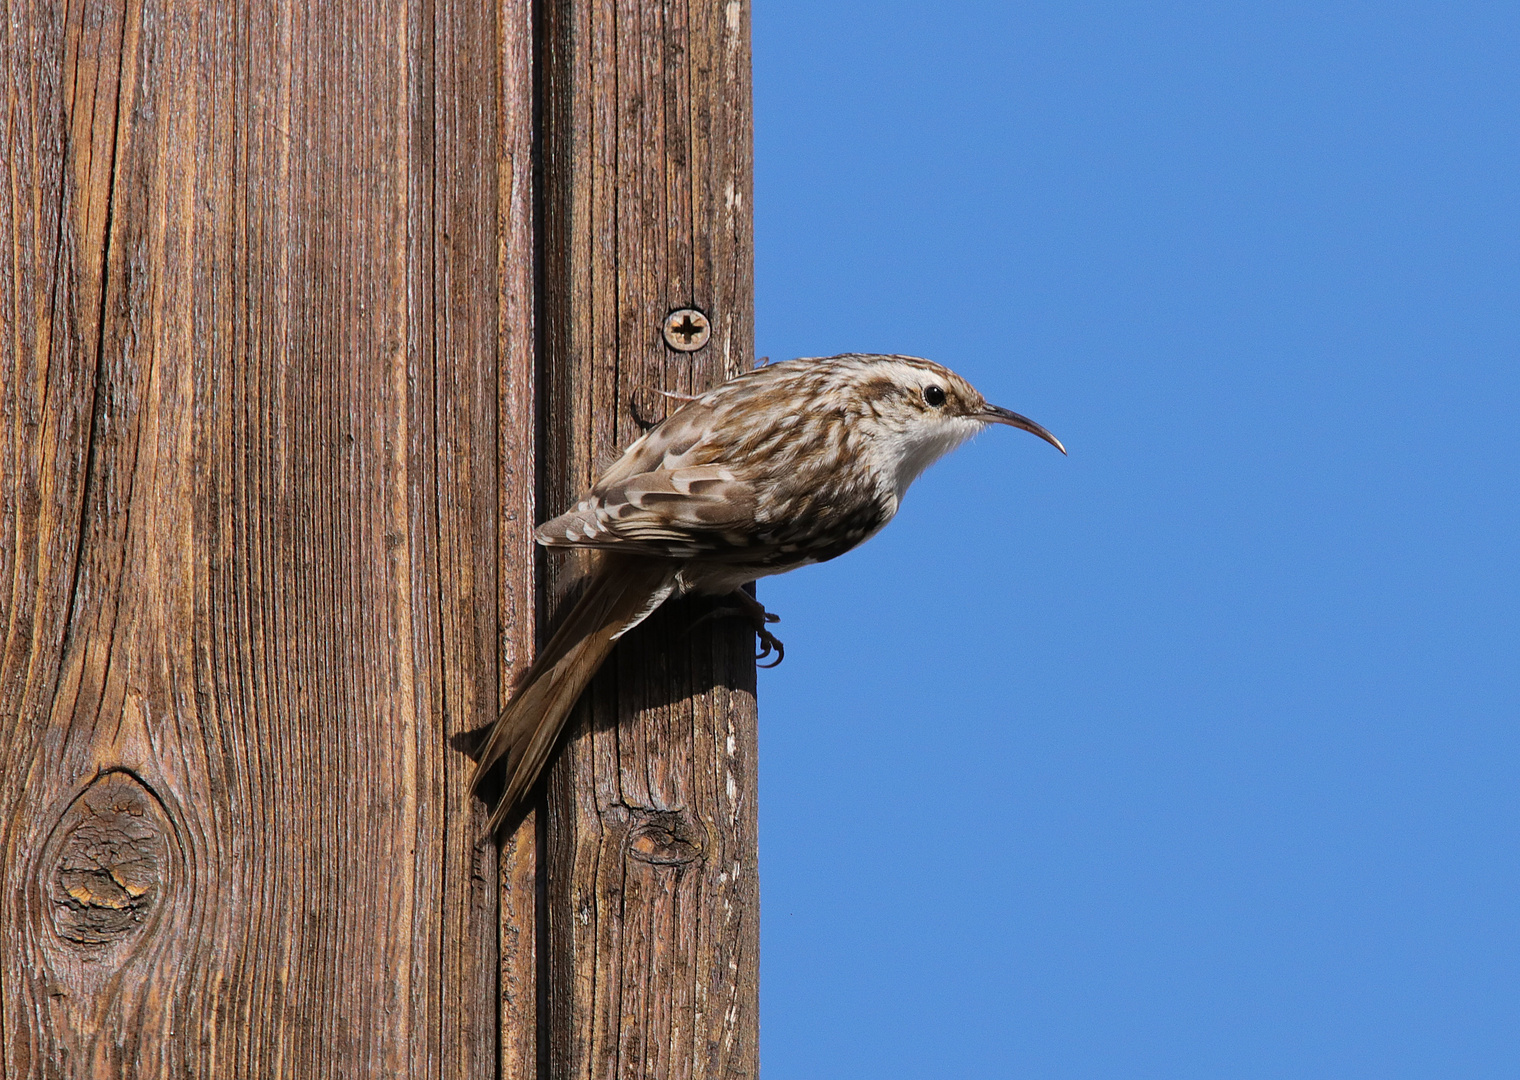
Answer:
[{"xmin": 756, "ymin": 627, "xmax": 785, "ymax": 668}]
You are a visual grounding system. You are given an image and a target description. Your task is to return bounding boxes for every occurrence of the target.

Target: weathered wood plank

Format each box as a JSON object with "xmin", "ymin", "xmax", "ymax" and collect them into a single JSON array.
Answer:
[
  {"xmin": 425, "ymin": 0, "xmax": 538, "ymax": 1076},
  {"xmin": 0, "ymin": 1, "xmax": 527, "ymax": 1075},
  {"xmin": 492, "ymin": 0, "xmax": 540, "ymax": 1077},
  {"xmin": 537, "ymin": 0, "xmax": 759, "ymax": 1076}
]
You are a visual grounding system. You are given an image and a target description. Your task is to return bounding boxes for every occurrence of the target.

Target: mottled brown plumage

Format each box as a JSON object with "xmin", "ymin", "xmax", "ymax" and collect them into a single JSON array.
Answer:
[{"xmin": 470, "ymin": 353, "xmax": 1064, "ymax": 832}]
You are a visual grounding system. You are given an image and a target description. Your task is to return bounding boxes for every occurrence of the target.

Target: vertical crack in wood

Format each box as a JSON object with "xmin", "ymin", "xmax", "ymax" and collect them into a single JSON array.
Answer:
[{"xmin": 53, "ymin": 0, "xmax": 129, "ymax": 703}]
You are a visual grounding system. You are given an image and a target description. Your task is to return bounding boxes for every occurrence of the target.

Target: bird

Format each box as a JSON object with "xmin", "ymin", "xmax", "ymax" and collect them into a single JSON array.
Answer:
[{"xmin": 468, "ymin": 353, "xmax": 1065, "ymax": 833}]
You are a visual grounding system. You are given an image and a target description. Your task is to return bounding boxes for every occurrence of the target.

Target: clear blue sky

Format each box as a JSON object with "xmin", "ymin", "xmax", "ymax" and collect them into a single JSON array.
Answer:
[{"xmin": 751, "ymin": 3, "xmax": 1519, "ymax": 1077}]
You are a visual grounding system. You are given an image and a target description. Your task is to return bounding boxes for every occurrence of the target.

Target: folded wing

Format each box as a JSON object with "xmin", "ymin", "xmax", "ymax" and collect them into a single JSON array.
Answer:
[{"xmin": 537, "ymin": 398, "xmax": 767, "ymax": 558}]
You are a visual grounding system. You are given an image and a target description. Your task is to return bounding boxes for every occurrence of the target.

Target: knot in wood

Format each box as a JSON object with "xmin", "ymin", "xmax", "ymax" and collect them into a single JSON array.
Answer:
[
  {"xmin": 627, "ymin": 810, "xmax": 704, "ymax": 867},
  {"xmin": 46, "ymin": 772, "xmax": 169, "ymax": 946}
]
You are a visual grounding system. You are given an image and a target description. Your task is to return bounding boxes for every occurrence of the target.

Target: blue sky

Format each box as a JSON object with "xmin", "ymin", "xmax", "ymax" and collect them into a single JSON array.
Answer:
[{"xmin": 751, "ymin": 3, "xmax": 1520, "ymax": 1076}]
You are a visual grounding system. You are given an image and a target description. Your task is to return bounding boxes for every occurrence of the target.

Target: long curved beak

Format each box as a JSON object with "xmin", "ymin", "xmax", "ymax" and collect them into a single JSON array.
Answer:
[{"xmin": 979, "ymin": 404, "xmax": 1067, "ymax": 455}]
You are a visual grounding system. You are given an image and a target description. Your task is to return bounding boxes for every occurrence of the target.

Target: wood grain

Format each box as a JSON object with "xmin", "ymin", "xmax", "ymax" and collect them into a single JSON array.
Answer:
[
  {"xmin": 493, "ymin": 0, "xmax": 540, "ymax": 1076},
  {"xmin": 538, "ymin": 0, "xmax": 759, "ymax": 1077},
  {"xmin": 0, "ymin": 0, "xmax": 532, "ymax": 1075},
  {"xmin": 2, "ymin": 0, "xmax": 754, "ymax": 1074}
]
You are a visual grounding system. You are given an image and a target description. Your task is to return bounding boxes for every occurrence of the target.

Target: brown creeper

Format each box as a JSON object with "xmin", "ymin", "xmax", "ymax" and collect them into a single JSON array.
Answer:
[{"xmin": 469, "ymin": 353, "xmax": 1065, "ymax": 832}]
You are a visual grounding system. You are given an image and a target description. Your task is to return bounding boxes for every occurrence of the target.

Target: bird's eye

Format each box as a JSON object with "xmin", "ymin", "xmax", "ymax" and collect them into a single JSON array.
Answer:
[{"xmin": 923, "ymin": 385, "xmax": 946, "ymax": 407}]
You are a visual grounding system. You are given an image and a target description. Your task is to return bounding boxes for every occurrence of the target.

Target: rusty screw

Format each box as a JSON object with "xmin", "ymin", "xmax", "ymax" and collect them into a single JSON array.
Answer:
[{"xmin": 662, "ymin": 308, "xmax": 711, "ymax": 352}]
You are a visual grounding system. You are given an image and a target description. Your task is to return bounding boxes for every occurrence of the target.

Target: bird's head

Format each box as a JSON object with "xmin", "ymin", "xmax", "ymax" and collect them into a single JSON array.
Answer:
[{"xmin": 828, "ymin": 354, "xmax": 1065, "ymax": 495}]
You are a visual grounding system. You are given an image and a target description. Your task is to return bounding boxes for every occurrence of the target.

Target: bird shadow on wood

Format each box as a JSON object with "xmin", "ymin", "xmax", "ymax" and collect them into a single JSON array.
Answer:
[{"xmin": 449, "ymin": 590, "xmax": 762, "ymax": 838}]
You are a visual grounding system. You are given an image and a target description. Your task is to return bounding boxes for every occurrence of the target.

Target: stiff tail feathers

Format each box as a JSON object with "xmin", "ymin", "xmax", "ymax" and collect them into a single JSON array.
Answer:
[{"xmin": 469, "ymin": 553, "xmax": 676, "ymax": 834}]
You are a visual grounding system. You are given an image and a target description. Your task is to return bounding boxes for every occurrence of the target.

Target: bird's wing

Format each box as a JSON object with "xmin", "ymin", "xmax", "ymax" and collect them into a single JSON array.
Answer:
[
  {"xmin": 537, "ymin": 398, "xmax": 766, "ymax": 559},
  {"xmin": 538, "ymin": 462, "xmax": 759, "ymax": 557}
]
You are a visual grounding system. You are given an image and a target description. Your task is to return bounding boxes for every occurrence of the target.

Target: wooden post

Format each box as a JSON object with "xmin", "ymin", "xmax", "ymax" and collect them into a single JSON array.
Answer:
[
  {"xmin": 538, "ymin": 0, "xmax": 759, "ymax": 1075},
  {"xmin": 0, "ymin": 0, "xmax": 536, "ymax": 1074},
  {"xmin": 0, "ymin": 0, "xmax": 754, "ymax": 1076}
]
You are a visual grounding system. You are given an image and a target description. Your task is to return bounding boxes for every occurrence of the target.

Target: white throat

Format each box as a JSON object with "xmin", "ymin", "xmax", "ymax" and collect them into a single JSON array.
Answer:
[{"xmin": 882, "ymin": 417, "xmax": 985, "ymax": 499}]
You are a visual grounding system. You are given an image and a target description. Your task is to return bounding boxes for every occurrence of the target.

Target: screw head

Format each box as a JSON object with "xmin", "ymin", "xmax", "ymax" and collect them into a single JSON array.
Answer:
[{"xmin": 662, "ymin": 308, "xmax": 711, "ymax": 352}]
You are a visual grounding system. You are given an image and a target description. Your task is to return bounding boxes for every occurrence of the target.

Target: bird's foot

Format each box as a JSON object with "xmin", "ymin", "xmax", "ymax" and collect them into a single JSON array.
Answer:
[
  {"xmin": 724, "ymin": 589, "xmax": 785, "ymax": 667},
  {"xmin": 753, "ymin": 624, "xmax": 785, "ymax": 668}
]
